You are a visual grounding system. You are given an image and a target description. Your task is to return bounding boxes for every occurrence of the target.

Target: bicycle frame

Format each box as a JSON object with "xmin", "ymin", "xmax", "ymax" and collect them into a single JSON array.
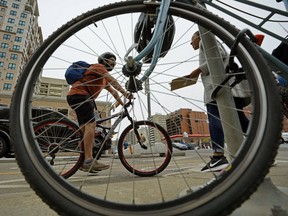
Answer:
[
  {"xmin": 93, "ymin": 99, "xmax": 147, "ymax": 157},
  {"xmin": 129, "ymin": 0, "xmax": 288, "ymax": 82}
]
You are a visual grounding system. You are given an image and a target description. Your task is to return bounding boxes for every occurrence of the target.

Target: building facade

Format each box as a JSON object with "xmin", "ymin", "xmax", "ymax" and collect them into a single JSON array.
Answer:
[
  {"xmin": 0, "ymin": 0, "xmax": 42, "ymax": 96},
  {"xmin": 166, "ymin": 108, "xmax": 210, "ymax": 143}
]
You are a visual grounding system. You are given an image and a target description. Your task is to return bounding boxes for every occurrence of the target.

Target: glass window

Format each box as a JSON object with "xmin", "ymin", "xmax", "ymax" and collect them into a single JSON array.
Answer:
[
  {"xmin": 5, "ymin": 73, "xmax": 14, "ymax": 80},
  {"xmin": 0, "ymin": 52, "xmax": 6, "ymax": 58},
  {"xmin": 18, "ymin": 20, "xmax": 25, "ymax": 26},
  {"xmin": 12, "ymin": 3, "xmax": 19, "ymax": 9},
  {"xmin": 1, "ymin": 43, "xmax": 9, "ymax": 49},
  {"xmin": 0, "ymin": 0, "xmax": 7, "ymax": 6},
  {"xmin": 0, "ymin": 62, "xmax": 4, "ymax": 67},
  {"xmin": 5, "ymin": 26, "xmax": 13, "ymax": 32},
  {"xmin": 15, "ymin": 36, "xmax": 22, "ymax": 42},
  {"xmin": 8, "ymin": 63, "xmax": 16, "ymax": 70},
  {"xmin": 17, "ymin": 28, "xmax": 24, "ymax": 34},
  {"xmin": 12, "ymin": 45, "xmax": 20, "ymax": 51},
  {"xmin": 20, "ymin": 13, "xmax": 27, "ymax": 18},
  {"xmin": 8, "ymin": 18, "xmax": 15, "ymax": 24},
  {"xmin": 3, "ymin": 34, "xmax": 11, "ymax": 40},
  {"xmin": 10, "ymin": 54, "xmax": 18, "ymax": 60},
  {"xmin": 10, "ymin": 10, "xmax": 17, "ymax": 16},
  {"xmin": 3, "ymin": 83, "xmax": 12, "ymax": 90}
]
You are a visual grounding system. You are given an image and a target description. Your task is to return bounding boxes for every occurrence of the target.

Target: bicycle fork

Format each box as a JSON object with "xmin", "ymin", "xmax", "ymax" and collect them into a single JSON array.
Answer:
[{"xmin": 127, "ymin": 114, "xmax": 148, "ymax": 150}]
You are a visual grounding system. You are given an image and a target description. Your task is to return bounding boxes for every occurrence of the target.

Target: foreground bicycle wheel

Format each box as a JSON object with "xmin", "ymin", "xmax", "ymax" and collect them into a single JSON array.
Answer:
[
  {"xmin": 10, "ymin": 1, "xmax": 281, "ymax": 215},
  {"xmin": 118, "ymin": 120, "xmax": 172, "ymax": 177},
  {"xmin": 33, "ymin": 118, "xmax": 84, "ymax": 179}
]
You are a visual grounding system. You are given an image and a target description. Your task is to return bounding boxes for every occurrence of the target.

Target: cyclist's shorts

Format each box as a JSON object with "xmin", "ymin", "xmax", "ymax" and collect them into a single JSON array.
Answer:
[{"xmin": 67, "ymin": 94, "xmax": 96, "ymax": 125}]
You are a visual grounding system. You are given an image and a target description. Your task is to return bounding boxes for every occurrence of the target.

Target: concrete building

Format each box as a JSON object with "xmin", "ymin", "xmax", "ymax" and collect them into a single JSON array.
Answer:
[{"xmin": 0, "ymin": 0, "xmax": 43, "ymax": 97}]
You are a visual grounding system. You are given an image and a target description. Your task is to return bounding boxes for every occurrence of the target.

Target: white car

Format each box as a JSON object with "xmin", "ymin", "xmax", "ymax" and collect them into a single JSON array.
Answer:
[{"xmin": 280, "ymin": 132, "xmax": 288, "ymax": 144}]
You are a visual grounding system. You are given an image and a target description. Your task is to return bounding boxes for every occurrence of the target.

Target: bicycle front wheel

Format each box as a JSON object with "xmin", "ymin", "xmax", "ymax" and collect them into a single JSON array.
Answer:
[
  {"xmin": 10, "ymin": 1, "xmax": 281, "ymax": 216},
  {"xmin": 117, "ymin": 120, "xmax": 172, "ymax": 177}
]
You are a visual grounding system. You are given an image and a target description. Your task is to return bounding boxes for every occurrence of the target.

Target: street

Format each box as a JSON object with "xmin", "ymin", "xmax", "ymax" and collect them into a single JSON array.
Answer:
[{"xmin": 0, "ymin": 145, "xmax": 287, "ymax": 216}]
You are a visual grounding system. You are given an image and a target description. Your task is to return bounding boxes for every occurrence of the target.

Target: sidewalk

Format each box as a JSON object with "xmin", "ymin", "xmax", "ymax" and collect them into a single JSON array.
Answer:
[{"xmin": 0, "ymin": 144, "xmax": 287, "ymax": 216}]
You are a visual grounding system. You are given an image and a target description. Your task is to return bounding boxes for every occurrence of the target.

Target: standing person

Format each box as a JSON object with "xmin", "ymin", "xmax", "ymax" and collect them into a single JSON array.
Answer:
[
  {"xmin": 188, "ymin": 31, "xmax": 249, "ymax": 172},
  {"xmin": 67, "ymin": 52, "xmax": 132, "ymax": 173}
]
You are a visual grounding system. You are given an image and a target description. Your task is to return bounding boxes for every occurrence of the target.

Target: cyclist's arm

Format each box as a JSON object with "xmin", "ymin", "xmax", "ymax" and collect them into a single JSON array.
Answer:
[
  {"xmin": 105, "ymin": 73, "xmax": 131, "ymax": 99},
  {"xmin": 105, "ymin": 84, "xmax": 124, "ymax": 106}
]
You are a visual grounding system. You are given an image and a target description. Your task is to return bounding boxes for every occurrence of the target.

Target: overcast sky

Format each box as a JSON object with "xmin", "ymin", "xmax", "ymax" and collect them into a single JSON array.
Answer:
[{"xmin": 37, "ymin": 0, "xmax": 287, "ymax": 53}]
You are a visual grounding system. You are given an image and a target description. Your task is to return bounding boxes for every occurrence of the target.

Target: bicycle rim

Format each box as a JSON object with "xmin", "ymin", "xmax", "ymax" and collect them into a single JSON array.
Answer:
[
  {"xmin": 117, "ymin": 120, "xmax": 172, "ymax": 177},
  {"xmin": 10, "ymin": 1, "xmax": 281, "ymax": 215},
  {"xmin": 33, "ymin": 118, "xmax": 84, "ymax": 178}
]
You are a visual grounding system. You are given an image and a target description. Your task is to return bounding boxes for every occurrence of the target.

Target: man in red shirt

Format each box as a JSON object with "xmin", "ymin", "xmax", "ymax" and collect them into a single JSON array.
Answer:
[{"xmin": 67, "ymin": 52, "xmax": 132, "ymax": 173}]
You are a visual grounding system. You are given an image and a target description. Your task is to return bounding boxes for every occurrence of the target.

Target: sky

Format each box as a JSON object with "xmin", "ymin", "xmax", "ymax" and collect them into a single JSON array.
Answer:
[{"xmin": 37, "ymin": 0, "xmax": 288, "ymax": 53}]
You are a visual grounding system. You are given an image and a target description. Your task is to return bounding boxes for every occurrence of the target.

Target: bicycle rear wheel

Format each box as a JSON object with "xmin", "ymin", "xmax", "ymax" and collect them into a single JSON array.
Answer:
[
  {"xmin": 117, "ymin": 120, "xmax": 172, "ymax": 177},
  {"xmin": 34, "ymin": 118, "xmax": 84, "ymax": 179},
  {"xmin": 10, "ymin": 1, "xmax": 281, "ymax": 215}
]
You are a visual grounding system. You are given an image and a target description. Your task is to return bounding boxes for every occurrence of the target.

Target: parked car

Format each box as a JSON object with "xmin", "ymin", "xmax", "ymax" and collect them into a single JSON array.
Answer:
[
  {"xmin": 0, "ymin": 106, "xmax": 67, "ymax": 158},
  {"xmin": 280, "ymin": 132, "xmax": 288, "ymax": 144}
]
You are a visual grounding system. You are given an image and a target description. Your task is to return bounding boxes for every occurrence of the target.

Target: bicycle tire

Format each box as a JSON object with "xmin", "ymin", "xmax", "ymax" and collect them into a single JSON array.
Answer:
[
  {"xmin": 10, "ymin": 1, "xmax": 281, "ymax": 215},
  {"xmin": 117, "ymin": 120, "xmax": 172, "ymax": 177},
  {"xmin": 33, "ymin": 118, "xmax": 84, "ymax": 179}
]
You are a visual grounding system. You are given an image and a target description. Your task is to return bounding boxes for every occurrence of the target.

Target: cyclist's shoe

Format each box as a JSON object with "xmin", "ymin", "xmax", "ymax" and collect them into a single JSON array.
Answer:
[
  {"xmin": 79, "ymin": 166, "xmax": 99, "ymax": 173},
  {"xmin": 81, "ymin": 160, "xmax": 110, "ymax": 172},
  {"xmin": 201, "ymin": 156, "xmax": 229, "ymax": 172}
]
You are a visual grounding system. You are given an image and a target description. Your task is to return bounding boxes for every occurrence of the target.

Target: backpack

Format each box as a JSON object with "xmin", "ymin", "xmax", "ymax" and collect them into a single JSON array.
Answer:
[{"xmin": 65, "ymin": 61, "xmax": 91, "ymax": 84}]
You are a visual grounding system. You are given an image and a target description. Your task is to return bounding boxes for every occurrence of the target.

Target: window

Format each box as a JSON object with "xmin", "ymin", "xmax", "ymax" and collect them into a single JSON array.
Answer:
[
  {"xmin": 0, "ymin": 15, "xmax": 3, "ymax": 21},
  {"xmin": 12, "ymin": 3, "xmax": 19, "ymax": 9},
  {"xmin": 20, "ymin": 13, "xmax": 27, "ymax": 19},
  {"xmin": 0, "ymin": 52, "xmax": 6, "ymax": 58},
  {"xmin": 8, "ymin": 63, "xmax": 16, "ymax": 70},
  {"xmin": 12, "ymin": 45, "xmax": 20, "ymax": 51},
  {"xmin": 3, "ymin": 83, "xmax": 12, "ymax": 90},
  {"xmin": 18, "ymin": 20, "xmax": 26, "ymax": 26},
  {"xmin": 15, "ymin": 36, "xmax": 22, "ymax": 42},
  {"xmin": 0, "ymin": 62, "xmax": 4, "ymax": 67},
  {"xmin": 5, "ymin": 26, "xmax": 13, "ymax": 32},
  {"xmin": 17, "ymin": 28, "xmax": 24, "ymax": 34},
  {"xmin": 3, "ymin": 34, "xmax": 11, "ymax": 40},
  {"xmin": 5, "ymin": 73, "xmax": 14, "ymax": 80},
  {"xmin": 8, "ymin": 18, "xmax": 15, "ymax": 24},
  {"xmin": 0, "ymin": 0, "xmax": 7, "ymax": 6},
  {"xmin": 10, "ymin": 10, "xmax": 17, "ymax": 16},
  {"xmin": 1, "ymin": 43, "xmax": 9, "ymax": 49},
  {"xmin": 10, "ymin": 54, "xmax": 18, "ymax": 60}
]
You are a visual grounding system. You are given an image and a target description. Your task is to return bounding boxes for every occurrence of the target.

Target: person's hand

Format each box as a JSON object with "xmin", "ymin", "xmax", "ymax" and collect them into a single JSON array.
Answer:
[{"xmin": 188, "ymin": 68, "xmax": 201, "ymax": 80}]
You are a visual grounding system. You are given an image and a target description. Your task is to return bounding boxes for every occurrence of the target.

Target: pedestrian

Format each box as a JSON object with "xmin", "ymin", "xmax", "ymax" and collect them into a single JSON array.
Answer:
[
  {"xmin": 188, "ymin": 31, "xmax": 249, "ymax": 172},
  {"xmin": 67, "ymin": 52, "xmax": 132, "ymax": 173}
]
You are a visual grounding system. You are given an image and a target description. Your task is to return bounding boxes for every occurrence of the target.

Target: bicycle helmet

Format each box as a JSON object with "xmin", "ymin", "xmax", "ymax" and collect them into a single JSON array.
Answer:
[
  {"xmin": 98, "ymin": 52, "xmax": 117, "ymax": 71},
  {"xmin": 134, "ymin": 12, "xmax": 175, "ymax": 63}
]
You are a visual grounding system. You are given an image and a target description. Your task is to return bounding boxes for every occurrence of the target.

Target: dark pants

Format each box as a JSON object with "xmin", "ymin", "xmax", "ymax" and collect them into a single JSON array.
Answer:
[{"xmin": 206, "ymin": 98, "xmax": 249, "ymax": 153}]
